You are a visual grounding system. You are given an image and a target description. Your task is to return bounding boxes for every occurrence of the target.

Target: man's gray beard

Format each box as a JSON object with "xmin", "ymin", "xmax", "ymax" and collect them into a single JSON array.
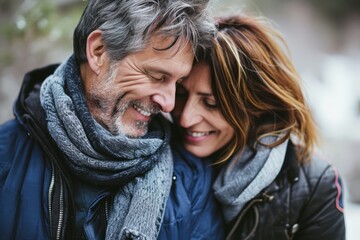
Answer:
[
  {"xmin": 107, "ymin": 101, "xmax": 128, "ymax": 135},
  {"xmin": 99, "ymin": 61, "xmax": 158, "ymax": 137},
  {"xmin": 114, "ymin": 104, "xmax": 151, "ymax": 138},
  {"xmin": 109, "ymin": 100, "xmax": 151, "ymax": 137}
]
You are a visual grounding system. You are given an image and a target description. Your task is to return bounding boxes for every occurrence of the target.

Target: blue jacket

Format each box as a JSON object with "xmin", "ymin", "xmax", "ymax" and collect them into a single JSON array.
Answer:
[
  {"xmin": 158, "ymin": 143, "xmax": 224, "ymax": 239},
  {"xmin": 0, "ymin": 65, "xmax": 224, "ymax": 239}
]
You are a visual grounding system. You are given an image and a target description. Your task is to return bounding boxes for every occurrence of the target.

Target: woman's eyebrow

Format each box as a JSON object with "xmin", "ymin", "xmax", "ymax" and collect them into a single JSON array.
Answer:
[{"xmin": 197, "ymin": 92, "xmax": 213, "ymax": 97}]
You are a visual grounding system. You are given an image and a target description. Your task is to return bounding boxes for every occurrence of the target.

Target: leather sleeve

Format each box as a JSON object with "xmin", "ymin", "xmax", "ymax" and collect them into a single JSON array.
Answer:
[{"xmin": 295, "ymin": 162, "xmax": 345, "ymax": 240}]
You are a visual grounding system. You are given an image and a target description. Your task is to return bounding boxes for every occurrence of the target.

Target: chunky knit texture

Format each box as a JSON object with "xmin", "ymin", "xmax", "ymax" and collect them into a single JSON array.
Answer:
[{"xmin": 40, "ymin": 55, "xmax": 173, "ymax": 239}]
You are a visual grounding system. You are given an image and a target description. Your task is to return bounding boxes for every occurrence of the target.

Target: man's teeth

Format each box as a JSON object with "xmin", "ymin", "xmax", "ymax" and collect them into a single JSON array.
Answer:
[
  {"xmin": 187, "ymin": 130, "xmax": 210, "ymax": 137},
  {"xmin": 134, "ymin": 105, "xmax": 151, "ymax": 116}
]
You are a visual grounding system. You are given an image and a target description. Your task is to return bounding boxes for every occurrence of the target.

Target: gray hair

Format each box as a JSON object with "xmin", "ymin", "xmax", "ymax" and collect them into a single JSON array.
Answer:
[{"xmin": 73, "ymin": 0, "xmax": 215, "ymax": 64}]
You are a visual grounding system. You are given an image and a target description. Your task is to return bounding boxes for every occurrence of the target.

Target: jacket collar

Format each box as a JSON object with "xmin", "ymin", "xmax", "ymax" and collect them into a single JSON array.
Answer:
[
  {"xmin": 258, "ymin": 140, "xmax": 300, "ymax": 196},
  {"xmin": 282, "ymin": 140, "xmax": 301, "ymax": 184},
  {"xmin": 13, "ymin": 64, "xmax": 59, "ymax": 129}
]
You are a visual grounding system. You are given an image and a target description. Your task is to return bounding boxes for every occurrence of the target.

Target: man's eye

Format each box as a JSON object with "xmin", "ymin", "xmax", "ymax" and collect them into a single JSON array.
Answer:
[{"xmin": 150, "ymin": 75, "xmax": 165, "ymax": 81}]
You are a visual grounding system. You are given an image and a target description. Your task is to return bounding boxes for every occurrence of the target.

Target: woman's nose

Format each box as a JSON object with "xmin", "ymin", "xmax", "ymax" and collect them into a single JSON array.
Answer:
[{"xmin": 178, "ymin": 99, "xmax": 203, "ymax": 128}]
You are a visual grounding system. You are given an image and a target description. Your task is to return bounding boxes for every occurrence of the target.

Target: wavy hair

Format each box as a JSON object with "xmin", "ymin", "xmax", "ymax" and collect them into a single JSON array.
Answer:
[
  {"xmin": 73, "ymin": 0, "xmax": 215, "ymax": 64},
  {"xmin": 210, "ymin": 15, "xmax": 317, "ymax": 164}
]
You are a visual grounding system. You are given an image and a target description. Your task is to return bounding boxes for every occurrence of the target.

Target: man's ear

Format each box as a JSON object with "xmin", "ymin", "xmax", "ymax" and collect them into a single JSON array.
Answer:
[{"xmin": 86, "ymin": 30, "xmax": 106, "ymax": 75}]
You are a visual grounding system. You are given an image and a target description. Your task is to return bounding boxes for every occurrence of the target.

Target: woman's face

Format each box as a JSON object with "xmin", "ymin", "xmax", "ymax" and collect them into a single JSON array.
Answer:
[{"xmin": 172, "ymin": 61, "xmax": 235, "ymax": 158}]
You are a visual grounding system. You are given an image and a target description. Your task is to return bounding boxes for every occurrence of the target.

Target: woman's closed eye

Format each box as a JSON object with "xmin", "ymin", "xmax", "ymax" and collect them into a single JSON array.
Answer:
[{"xmin": 203, "ymin": 98, "xmax": 218, "ymax": 110}]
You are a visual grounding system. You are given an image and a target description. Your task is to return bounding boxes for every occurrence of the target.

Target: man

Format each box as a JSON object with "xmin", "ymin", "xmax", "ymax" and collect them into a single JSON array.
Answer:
[{"xmin": 0, "ymin": 0, "xmax": 215, "ymax": 239}]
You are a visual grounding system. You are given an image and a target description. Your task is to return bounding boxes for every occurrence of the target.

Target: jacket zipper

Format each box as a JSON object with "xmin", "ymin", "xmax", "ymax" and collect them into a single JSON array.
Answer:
[
  {"xmin": 226, "ymin": 198, "xmax": 264, "ymax": 240},
  {"xmin": 284, "ymin": 185, "xmax": 292, "ymax": 240},
  {"xmin": 48, "ymin": 162, "xmax": 55, "ymax": 227},
  {"xmin": 56, "ymin": 174, "xmax": 65, "ymax": 240},
  {"xmin": 24, "ymin": 115, "xmax": 75, "ymax": 239},
  {"xmin": 105, "ymin": 199, "xmax": 109, "ymax": 223},
  {"xmin": 48, "ymin": 161, "xmax": 65, "ymax": 240},
  {"xmin": 227, "ymin": 191, "xmax": 276, "ymax": 240}
]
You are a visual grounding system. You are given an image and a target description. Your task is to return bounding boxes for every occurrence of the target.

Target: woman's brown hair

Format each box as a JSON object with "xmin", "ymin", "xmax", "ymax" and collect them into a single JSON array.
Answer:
[{"xmin": 210, "ymin": 15, "xmax": 318, "ymax": 164}]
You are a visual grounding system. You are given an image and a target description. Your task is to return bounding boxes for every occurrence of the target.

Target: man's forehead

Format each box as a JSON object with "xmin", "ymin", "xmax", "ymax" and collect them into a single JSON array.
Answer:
[
  {"xmin": 148, "ymin": 34, "xmax": 193, "ymax": 55},
  {"xmin": 131, "ymin": 35, "xmax": 194, "ymax": 65}
]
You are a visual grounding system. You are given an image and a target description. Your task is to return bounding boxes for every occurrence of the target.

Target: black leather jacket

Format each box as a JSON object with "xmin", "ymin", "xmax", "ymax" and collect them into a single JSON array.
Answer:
[{"xmin": 226, "ymin": 142, "xmax": 345, "ymax": 240}]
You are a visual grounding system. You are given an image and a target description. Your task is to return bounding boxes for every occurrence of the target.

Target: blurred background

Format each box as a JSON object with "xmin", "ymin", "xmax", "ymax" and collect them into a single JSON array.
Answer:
[{"xmin": 1, "ymin": 0, "xmax": 359, "ymax": 238}]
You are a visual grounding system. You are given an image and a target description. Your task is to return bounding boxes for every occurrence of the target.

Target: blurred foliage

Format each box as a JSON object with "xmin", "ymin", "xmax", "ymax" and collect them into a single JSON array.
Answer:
[
  {"xmin": 2, "ymin": 0, "xmax": 359, "ymax": 41},
  {"xmin": 18, "ymin": 1, "xmax": 54, "ymax": 35},
  {"xmin": 5, "ymin": 1, "xmax": 54, "ymax": 39},
  {"xmin": 0, "ymin": 0, "xmax": 86, "ymax": 66},
  {"xmin": 0, "ymin": 0, "xmax": 358, "ymax": 67},
  {"xmin": 1, "ymin": 0, "xmax": 85, "ymax": 40}
]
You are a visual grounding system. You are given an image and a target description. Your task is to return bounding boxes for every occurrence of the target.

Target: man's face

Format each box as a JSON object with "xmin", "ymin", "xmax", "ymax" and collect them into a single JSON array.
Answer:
[{"xmin": 84, "ymin": 35, "xmax": 194, "ymax": 138}]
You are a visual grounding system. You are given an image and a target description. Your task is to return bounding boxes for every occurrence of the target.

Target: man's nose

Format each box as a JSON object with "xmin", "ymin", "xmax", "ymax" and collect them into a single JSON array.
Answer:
[{"xmin": 151, "ymin": 82, "xmax": 176, "ymax": 113}]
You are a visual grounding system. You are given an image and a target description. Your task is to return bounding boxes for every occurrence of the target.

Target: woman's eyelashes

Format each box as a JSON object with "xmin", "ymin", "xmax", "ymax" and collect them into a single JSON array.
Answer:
[
  {"xmin": 175, "ymin": 84, "xmax": 218, "ymax": 110},
  {"xmin": 203, "ymin": 98, "xmax": 218, "ymax": 110}
]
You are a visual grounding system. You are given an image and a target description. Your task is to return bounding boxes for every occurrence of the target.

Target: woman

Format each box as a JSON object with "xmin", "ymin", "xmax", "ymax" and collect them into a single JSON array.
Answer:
[{"xmin": 172, "ymin": 15, "xmax": 345, "ymax": 240}]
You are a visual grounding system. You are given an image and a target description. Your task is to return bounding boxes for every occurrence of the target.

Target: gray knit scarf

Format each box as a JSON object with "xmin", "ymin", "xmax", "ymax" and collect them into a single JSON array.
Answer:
[
  {"xmin": 40, "ymin": 55, "xmax": 173, "ymax": 239},
  {"xmin": 213, "ymin": 136, "xmax": 288, "ymax": 222}
]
